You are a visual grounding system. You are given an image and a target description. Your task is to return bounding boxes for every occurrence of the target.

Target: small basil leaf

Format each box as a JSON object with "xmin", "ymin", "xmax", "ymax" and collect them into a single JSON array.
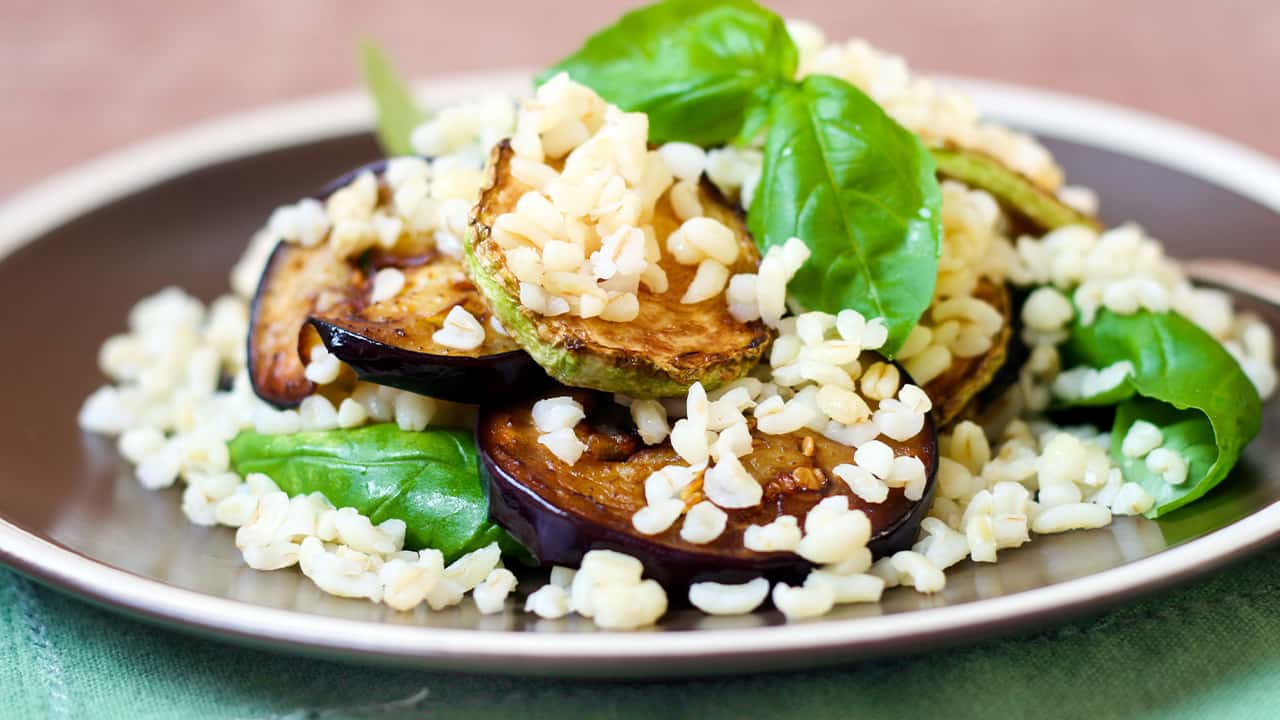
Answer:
[
  {"xmin": 1060, "ymin": 309, "xmax": 1262, "ymax": 516},
  {"xmin": 1111, "ymin": 397, "xmax": 1221, "ymax": 516},
  {"xmin": 540, "ymin": 0, "xmax": 797, "ymax": 146},
  {"xmin": 229, "ymin": 424, "xmax": 529, "ymax": 563},
  {"xmin": 749, "ymin": 76, "xmax": 942, "ymax": 354},
  {"xmin": 359, "ymin": 41, "xmax": 426, "ymax": 157}
]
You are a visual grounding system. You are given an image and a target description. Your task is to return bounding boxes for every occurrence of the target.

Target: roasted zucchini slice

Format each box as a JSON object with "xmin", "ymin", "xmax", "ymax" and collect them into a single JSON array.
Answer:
[
  {"xmin": 479, "ymin": 388, "xmax": 938, "ymax": 587},
  {"xmin": 932, "ymin": 145, "xmax": 1101, "ymax": 232},
  {"xmin": 467, "ymin": 141, "xmax": 771, "ymax": 399},
  {"xmin": 922, "ymin": 279, "xmax": 1013, "ymax": 425},
  {"xmin": 927, "ymin": 145, "xmax": 1088, "ymax": 424}
]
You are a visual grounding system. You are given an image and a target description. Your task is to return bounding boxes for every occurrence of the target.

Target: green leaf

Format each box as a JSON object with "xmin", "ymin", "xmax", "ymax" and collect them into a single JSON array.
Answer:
[
  {"xmin": 359, "ymin": 41, "xmax": 427, "ymax": 157},
  {"xmin": 1060, "ymin": 309, "xmax": 1262, "ymax": 517},
  {"xmin": 229, "ymin": 424, "xmax": 529, "ymax": 562},
  {"xmin": 1111, "ymin": 398, "xmax": 1221, "ymax": 516},
  {"xmin": 539, "ymin": 0, "xmax": 797, "ymax": 146},
  {"xmin": 748, "ymin": 76, "xmax": 942, "ymax": 354}
]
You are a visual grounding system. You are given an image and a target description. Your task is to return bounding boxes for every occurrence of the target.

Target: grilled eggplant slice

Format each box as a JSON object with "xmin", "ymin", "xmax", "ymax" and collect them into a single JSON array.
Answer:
[
  {"xmin": 248, "ymin": 241, "xmax": 357, "ymax": 406},
  {"xmin": 309, "ymin": 251, "xmax": 546, "ymax": 403},
  {"xmin": 923, "ymin": 279, "xmax": 1013, "ymax": 425},
  {"xmin": 479, "ymin": 387, "xmax": 938, "ymax": 587},
  {"xmin": 467, "ymin": 141, "xmax": 771, "ymax": 399},
  {"xmin": 932, "ymin": 145, "xmax": 1101, "ymax": 232},
  {"xmin": 248, "ymin": 240, "xmax": 541, "ymax": 406}
]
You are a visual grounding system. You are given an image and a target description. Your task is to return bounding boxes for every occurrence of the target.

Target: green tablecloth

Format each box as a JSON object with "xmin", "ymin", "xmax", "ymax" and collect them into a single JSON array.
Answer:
[{"xmin": 4, "ymin": 545, "xmax": 1280, "ymax": 720}]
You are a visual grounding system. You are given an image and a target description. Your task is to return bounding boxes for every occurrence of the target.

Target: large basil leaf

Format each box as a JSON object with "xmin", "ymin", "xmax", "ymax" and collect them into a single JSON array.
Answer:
[
  {"xmin": 749, "ymin": 76, "xmax": 942, "ymax": 354},
  {"xmin": 360, "ymin": 41, "xmax": 426, "ymax": 157},
  {"xmin": 1060, "ymin": 309, "xmax": 1262, "ymax": 517},
  {"xmin": 229, "ymin": 424, "xmax": 527, "ymax": 562},
  {"xmin": 539, "ymin": 0, "xmax": 797, "ymax": 146}
]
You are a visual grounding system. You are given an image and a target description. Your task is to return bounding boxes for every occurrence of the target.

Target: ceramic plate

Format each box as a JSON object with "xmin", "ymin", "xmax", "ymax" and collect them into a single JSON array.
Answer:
[{"xmin": 0, "ymin": 71, "xmax": 1277, "ymax": 677}]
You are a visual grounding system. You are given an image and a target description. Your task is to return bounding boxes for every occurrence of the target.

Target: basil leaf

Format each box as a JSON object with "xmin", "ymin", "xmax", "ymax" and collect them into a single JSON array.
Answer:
[
  {"xmin": 229, "ymin": 424, "xmax": 528, "ymax": 562},
  {"xmin": 359, "ymin": 41, "xmax": 426, "ymax": 157},
  {"xmin": 540, "ymin": 0, "xmax": 797, "ymax": 146},
  {"xmin": 749, "ymin": 76, "xmax": 942, "ymax": 354},
  {"xmin": 1060, "ymin": 309, "xmax": 1262, "ymax": 516},
  {"xmin": 1111, "ymin": 398, "xmax": 1221, "ymax": 516}
]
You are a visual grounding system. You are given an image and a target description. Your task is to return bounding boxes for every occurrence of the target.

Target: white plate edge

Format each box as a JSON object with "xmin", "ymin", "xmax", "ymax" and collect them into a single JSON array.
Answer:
[{"xmin": 0, "ymin": 69, "xmax": 1277, "ymax": 663}]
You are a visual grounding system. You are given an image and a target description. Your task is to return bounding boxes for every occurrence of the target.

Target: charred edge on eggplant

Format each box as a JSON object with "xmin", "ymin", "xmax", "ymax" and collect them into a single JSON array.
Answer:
[{"xmin": 248, "ymin": 241, "xmax": 353, "ymax": 407}]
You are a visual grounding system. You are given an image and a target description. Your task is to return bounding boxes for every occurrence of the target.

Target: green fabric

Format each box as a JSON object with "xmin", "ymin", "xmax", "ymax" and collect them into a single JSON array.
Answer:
[{"xmin": 4, "ymin": 547, "xmax": 1280, "ymax": 720}]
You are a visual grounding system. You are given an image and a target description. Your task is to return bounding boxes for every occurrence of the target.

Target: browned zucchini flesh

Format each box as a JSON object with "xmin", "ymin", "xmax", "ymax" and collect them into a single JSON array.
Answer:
[
  {"xmin": 466, "ymin": 140, "xmax": 771, "ymax": 399},
  {"xmin": 923, "ymin": 278, "xmax": 1013, "ymax": 425}
]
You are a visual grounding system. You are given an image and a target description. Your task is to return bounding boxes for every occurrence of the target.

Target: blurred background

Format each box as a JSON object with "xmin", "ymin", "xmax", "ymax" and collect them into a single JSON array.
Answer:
[{"xmin": 3, "ymin": 0, "xmax": 1276, "ymax": 197}]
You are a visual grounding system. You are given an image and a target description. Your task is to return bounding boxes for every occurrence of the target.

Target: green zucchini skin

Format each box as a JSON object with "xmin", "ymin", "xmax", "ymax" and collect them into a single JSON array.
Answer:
[{"xmin": 932, "ymin": 145, "xmax": 1101, "ymax": 233}]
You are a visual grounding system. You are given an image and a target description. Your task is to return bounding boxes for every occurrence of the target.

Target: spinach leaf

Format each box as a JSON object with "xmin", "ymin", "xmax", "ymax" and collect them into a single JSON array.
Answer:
[
  {"xmin": 1060, "ymin": 309, "xmax": 1262, "ymax": 516},
  {"xmin": 748, "ymin": 76, "xmax": 942, "ymax": 354},
  {"xmin": 229, "ymin": 424, "xmax": 528, "ymax": 562},
  {"xmin": 539, "ymin": 0, "xmax": 797, "ymax": 146},
  {"xmin": 359, "ymin": 41, "xmax": 426, "ymax": 157}
]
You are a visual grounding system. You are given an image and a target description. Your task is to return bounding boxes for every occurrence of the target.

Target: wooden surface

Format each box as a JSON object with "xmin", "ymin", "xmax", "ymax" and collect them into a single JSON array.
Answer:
[{"xmin": 3, "ymin": 0, "xmax": 1277, "ymax": 197}]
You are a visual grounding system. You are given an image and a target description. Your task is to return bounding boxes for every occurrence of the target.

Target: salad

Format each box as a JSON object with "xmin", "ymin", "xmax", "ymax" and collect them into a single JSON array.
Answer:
[{"xmin": 78, "ymin": 0, "xmax": 1276, "ymax": 630}]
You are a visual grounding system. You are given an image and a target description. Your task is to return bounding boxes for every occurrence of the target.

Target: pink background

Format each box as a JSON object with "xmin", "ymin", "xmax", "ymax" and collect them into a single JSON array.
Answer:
[{"xmin": 4, "ymin": 0, "xmax": 1277, "ymax": 197}]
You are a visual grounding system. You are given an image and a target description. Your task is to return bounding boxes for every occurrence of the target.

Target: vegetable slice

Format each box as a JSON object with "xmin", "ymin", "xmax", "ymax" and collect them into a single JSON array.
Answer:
[
  {"xmin": 230, "ymin": 424, "xmax": 526, "ymax": 562},
  {"xmin": 467, "ymin": 140, "xmax": 771, "ymax": 398},
  {"xmin": 932, "ymin": 145, "xmax": 1100, "ymax": 232},
  {"xmin": 922, "ymin": 279, "xmax": 1013, "ymax": 425},
  {"xmin": 247, "ymin": 159, "xmax": 546, "ymax": 407},
  {"xmin": 310, "ymin": 251, "xmax": 545, "ymax": 404},
  {"xmin": 248, "ymin": 241, "xmax": 356, "ymax": 407},
  {"xmin": 1060, "ymin": 309, "xmax": 1262, "ymax": 516},
  {"xmin": 749, "ymin": 76, "xmax": 943, "ymax": 356},
  {"xmin": 249, "ymin": 241, "xmax": 540, "ymax": 406},
  {"xmin": 478, "ymin": 387, "xmax": 938, "ymax": 586}
]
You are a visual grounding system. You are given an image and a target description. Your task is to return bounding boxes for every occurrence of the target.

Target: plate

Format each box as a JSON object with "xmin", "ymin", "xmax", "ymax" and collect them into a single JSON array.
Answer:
[{"xmin": 0, "ymin": 71, "xmax": 1277, "ymax": 677}]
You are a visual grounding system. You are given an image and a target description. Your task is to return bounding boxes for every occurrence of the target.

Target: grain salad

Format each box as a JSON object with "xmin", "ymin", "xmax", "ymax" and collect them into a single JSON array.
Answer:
[{"xmin": 79, "ymin": 1, "xmax": 1276, "ymax": 629}]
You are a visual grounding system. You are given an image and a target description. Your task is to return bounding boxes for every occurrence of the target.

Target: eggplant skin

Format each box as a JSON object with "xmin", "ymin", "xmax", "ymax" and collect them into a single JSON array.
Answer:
[
  {"xmin": 315, "ymin": 159, "xmax": 390, "ymax": 199},
  {"xmin": 468, "ymin": 140, "xmax": 772, "ymax": 399},
  {"xmin": 479, "ymin": 388, "xmax": 937, "ymax": 588},
  {"xmin": 310, "ymin": 318, "xmax": 548, "ymax": 404}
]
